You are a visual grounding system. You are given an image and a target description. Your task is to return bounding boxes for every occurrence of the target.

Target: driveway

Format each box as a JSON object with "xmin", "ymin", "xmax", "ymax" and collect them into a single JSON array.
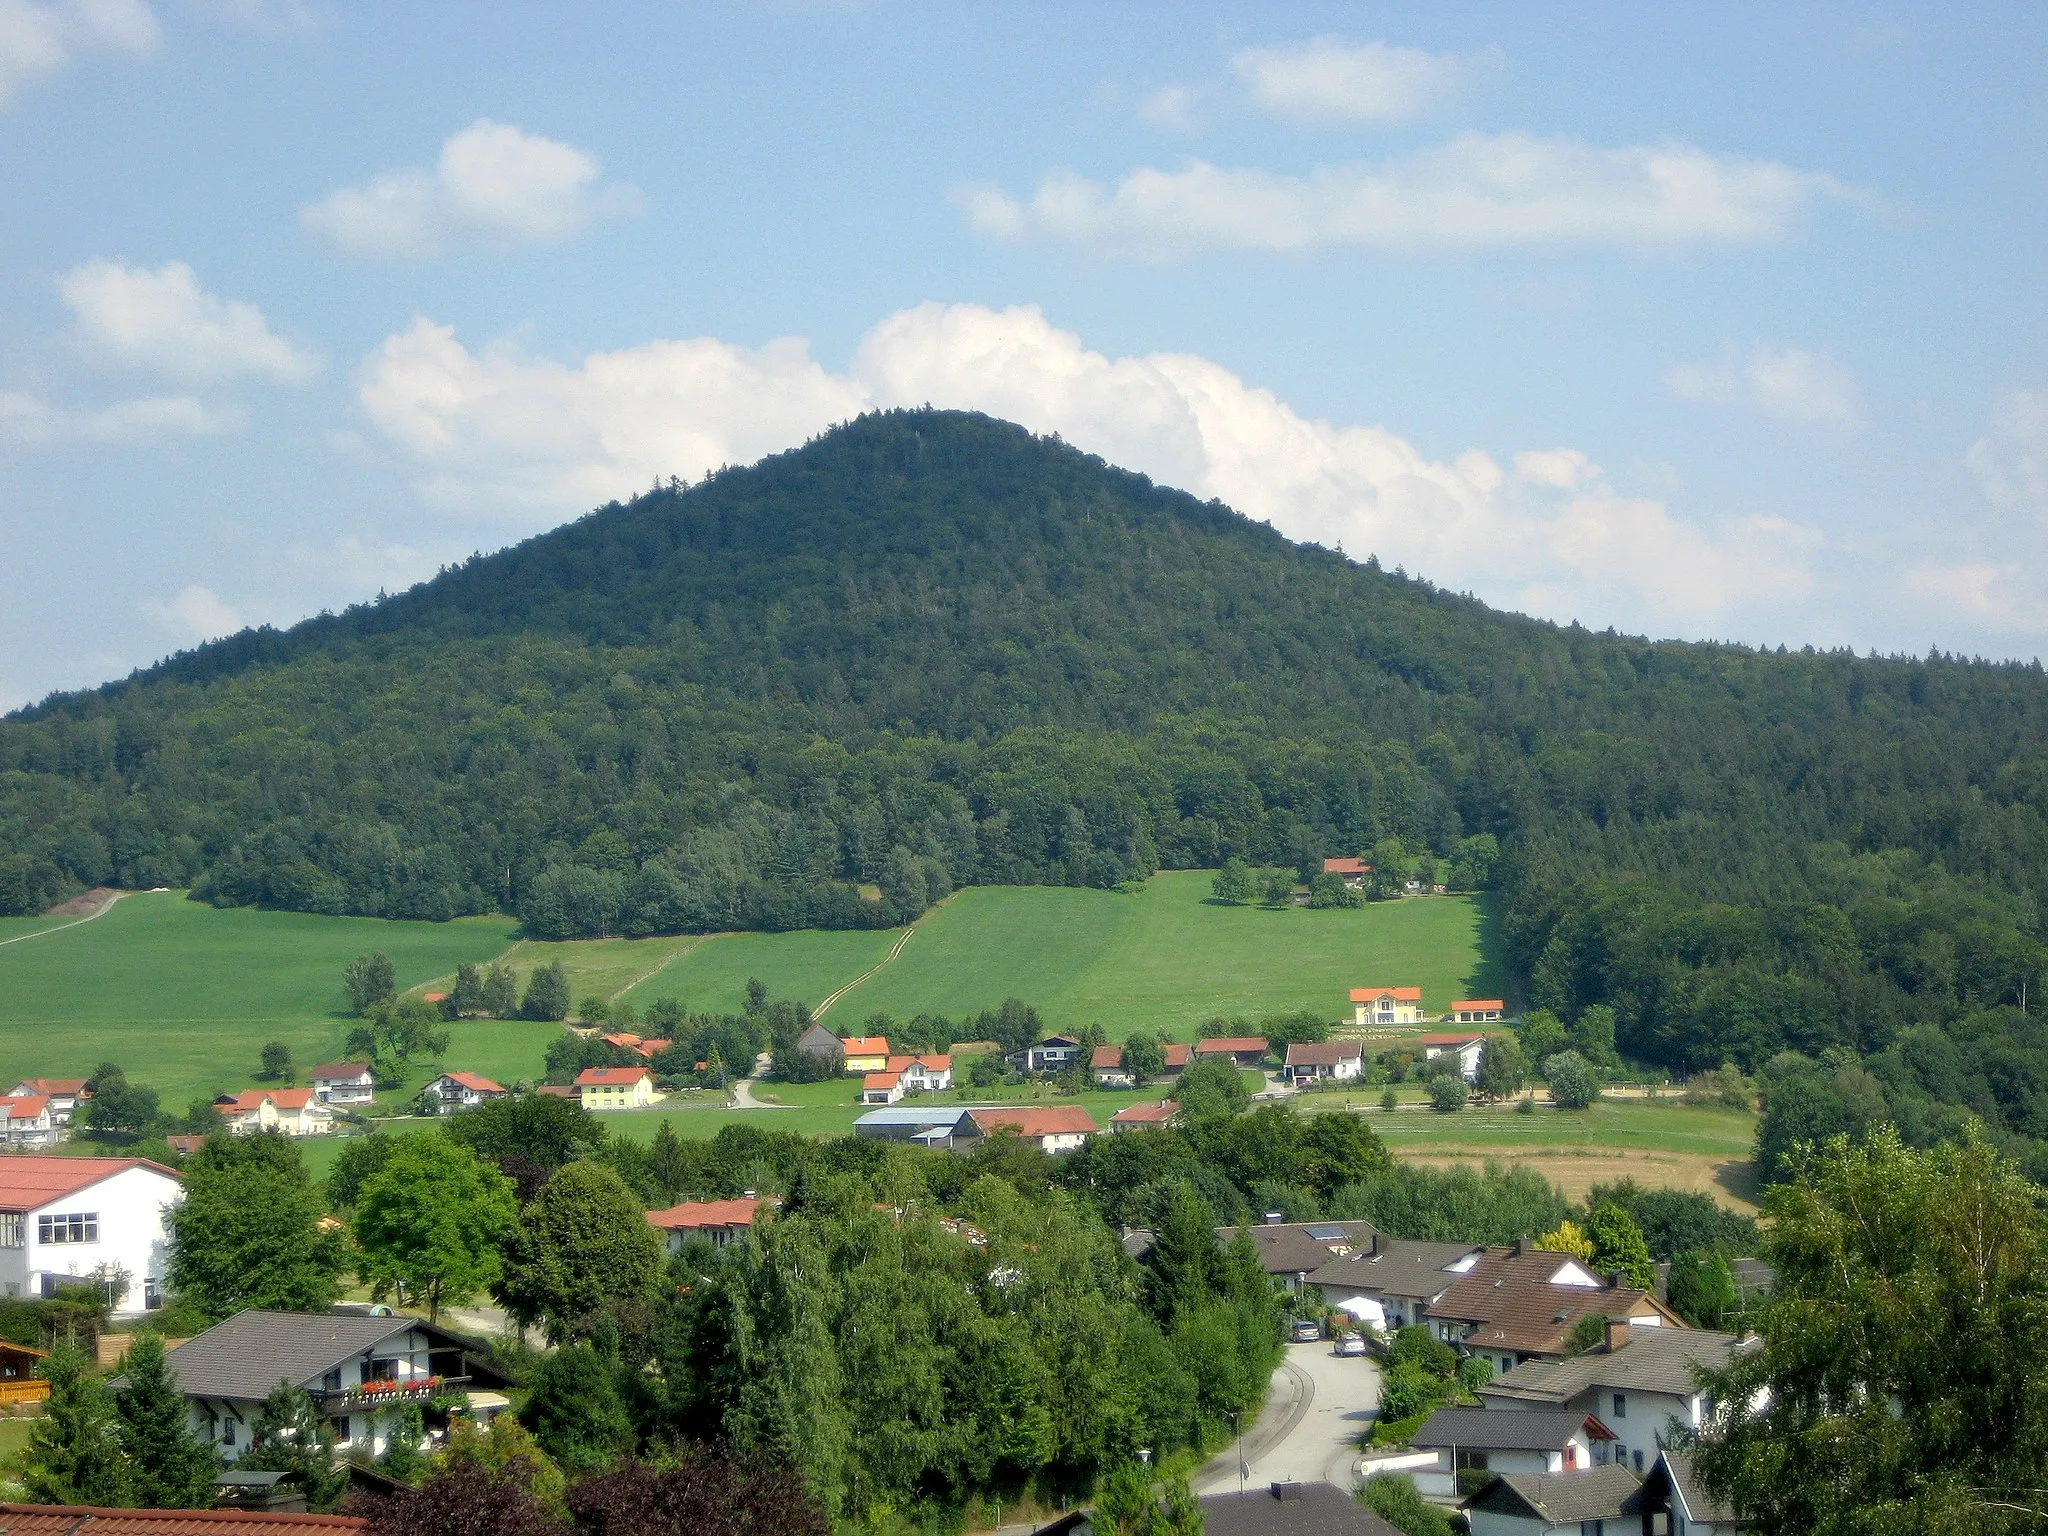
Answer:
[{"xmin": 1195, "ymin": 1340, "xmax": 1380, "ymax": 1495}]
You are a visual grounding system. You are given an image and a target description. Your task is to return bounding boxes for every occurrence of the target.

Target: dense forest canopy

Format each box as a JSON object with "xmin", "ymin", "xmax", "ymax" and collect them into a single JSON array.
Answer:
[{"xmin": 7, "ymin": 409, "xmax": 2048, "ymax": 1167}]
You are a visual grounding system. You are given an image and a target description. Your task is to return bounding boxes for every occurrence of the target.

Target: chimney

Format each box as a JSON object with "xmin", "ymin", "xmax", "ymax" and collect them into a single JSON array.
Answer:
[
  {"xmin": 1269, "ymin": 1482, "xmax": 1305, "ymax": 1502},
  {"xmin": 1510, "ymin": 1237, "xmax": 1526, "ymax": 1258},
  {"xmin": 1262, "ymin": 1210, "xmax": 1285, "ymax": 1225},
  {"xmin": 1369, "ymin": 1231, "xmax": 1381, "ymax": 1256},
  {"xmin": 1604, "ymin": 1317, "xmax": 1631, "ymax": 1352},
  {"xmin": 1607, "ymin": 1270, "xmax": 1626, "ymax": 1290}
]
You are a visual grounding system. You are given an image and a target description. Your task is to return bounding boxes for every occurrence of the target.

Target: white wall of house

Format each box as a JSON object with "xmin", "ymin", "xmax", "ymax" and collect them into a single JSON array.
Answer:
[
  {"xmin": 192, "ymin": 1325, "xmax": 447, "ymax": 1462},
  {"xmin": 0, "ymin": 1165, "xmax": 181, "ymax": 1315},
  {"xmin": 1465, "ymin": 1508, "xmax": 1575, "ymax": 1536}
]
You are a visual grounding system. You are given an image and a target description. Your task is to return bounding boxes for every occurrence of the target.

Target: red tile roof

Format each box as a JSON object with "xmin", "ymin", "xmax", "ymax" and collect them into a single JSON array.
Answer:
[
  {"xmin": 838, "ymin": 1036, "xmax": 890, "ymax": 1055},
  {"xmin": 439, "ymin": 1072, "xmax": 504, "ymax": 1094},
  {"xmin": 575, "ymin": 1067, "xmax": 651, "ymax": 1087},
  {"xmin": 1110, "ymin": 1100, "xmax": 1179, "ymax": 1125},
  {"xmin": 306, "ymin": 1063, "xmax": 370, "ymax": 1081},
  {"xmin": 1, "ymin": 1096, "xmax": 50, "ymax": 1117},
  {"xmin": 637, "ymin": 1038, "xmax": 672, "ymax": 1057},
  {"xmin": 0, "ymin": 1157, "xmax": 179, "ymax": 1213},
  {"xmin": 421, "ymin": 992, "xmax": 449, "ymax": 1004},
  {"xmin": 1351, "ymin": 986, "xmax": 1424, "ymax": 1002},
  {"xmin": 1090, "ymin": 1046, "xmax": 1124, "ymax": 1069},
  {"xmin": 1452, "ymin": 1000, "xmax": 1506, "ymax": 1011},
  {"xmin": 0, "ymin": 1505, "xmax": 364, "ymax": 1533},
  {"xmin": 217, "ymin": 1088, "xmax": 316, "ymax": 1112},
  {"xmin": 1197, "ymin": 1037, "xmax": 1268, "ymax": 1055},
  {"xmin": 600, "ymin": 1033, "xmax": 644, "ymax": 1049},
  {"xmin": 863, "ymin": 1072, "xmax": 902, "ymax": 1090},
  {"xmin": 884, "ymin": 1054, "xmax": 951, "ymax": 1072},
  {"xmin": 646, "ymin": 1197, "xmax": 770, "ymax": 1232},
  {"xmin": 1162, "ymin": 1043, "xmax": 1192, "ymax": 1068},
  {"xmin": 9, "ymin": 1078, "xmax": 88, "ymax": 1096},
  {"xmin": 1322, "ymin": 857, "xmax": 1371, "ymax": 875},
  {"xmin": 967, "ymin": 1107, "xmax": 1098, "ymax": 1139}
]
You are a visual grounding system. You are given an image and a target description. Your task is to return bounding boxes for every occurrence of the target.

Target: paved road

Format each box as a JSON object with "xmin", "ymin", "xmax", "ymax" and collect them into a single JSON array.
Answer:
[
  {"xmin": 729, "ymin": 1052, "xmax": 795, "ymax": 1109},
  {"xmin": 1196, "ymin": 1341, "xmax": 1380, "ymax": 1495}
]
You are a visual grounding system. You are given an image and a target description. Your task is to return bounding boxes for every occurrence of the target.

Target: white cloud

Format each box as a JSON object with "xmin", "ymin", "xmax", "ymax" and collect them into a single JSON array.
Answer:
[
  {"xmin": 58, "ymin": 259, "xmax": 320, "ymax": 382},
  {"xmin": 1137, "ymin": 83, "xmax": 1200, "ymax": 132},
  {"xmin": 956, "ymin": 132, "xmax": 1856, "ymax": 258},
  {"xmin": 1967, "ymin": 389, "xmax": 2048, "ymax": 514},
  {"xmin": 1233, "ymin": 38, "xmax": 1470, "ymax": 124},
  {"xmin": 1664, "ymin": 344, "xmax": 1857, "ymax": 424},
  {"xmin": 302, "ymin": 120, "xmax": 643, "ymax": 259},
  {"xmin": 0, "ymin": 0, "xmax": 157, "ymax": 107},
  {"xmin": 0, "ymin": 388, "xmax": 240, "ymax": 442},
  {"xmin": 356, "ymin": 301, "xmax": 1818, "ymax": 630},
  {"xmin": 141, "ymin": 583, "xmax": 242, "ymax": 642}
]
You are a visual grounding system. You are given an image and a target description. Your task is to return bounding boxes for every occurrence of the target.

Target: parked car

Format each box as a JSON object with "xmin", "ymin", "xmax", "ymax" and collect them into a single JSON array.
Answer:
[
  {"xmin": 1336, "ymin": 1333, "xmax": 1368, "ymax": 1357},
  {"xmin": 1290, "ymin": 1319, "xmax": 1321, "ymax": 1343}
]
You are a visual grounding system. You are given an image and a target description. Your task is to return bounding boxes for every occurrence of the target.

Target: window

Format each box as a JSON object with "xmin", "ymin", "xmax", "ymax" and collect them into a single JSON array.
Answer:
[
  {"xmin": 1633, "ymin": 1448, "xmax": 1644, "ymax": 1472},
  {"xmin": 144, "ymin": 1276, "xmax": 161, "ymax": 1310},
  {"xmin": 222, "ymin": 1418, "xmax": 236, "ymax": 1447},
  {"xmin": 38, "ymin": 1212, "xmax": 97, "ymax": 1244},
  {"xmin": 1612, "ymin": 1391, "xmax": 1627, "ymax": 1419},
  {"xmin": 322, "ymin": 1368, "xmax": 342, "ymax": 1392},
  {"xmin": 0, "ymin": 1215, "xmax": 22, "ymax": 1248},
  {"xmin": 328, "ymin": 1415, "xmax": 352, "ymax": 1444}
]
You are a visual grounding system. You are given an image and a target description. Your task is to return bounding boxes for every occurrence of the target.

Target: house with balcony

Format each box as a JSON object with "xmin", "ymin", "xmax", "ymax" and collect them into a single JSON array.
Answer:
[
  {"xmin": 214, "ymin": 1088, "xmax": 335, "ymax": 1138},
  {"xmin": 0, "ymin": 1096, "xmax": 58, "ymax": 1148},
  {"xmin": 1427, "ymin": 1242, "xmax": 1688, "ymax": 1378},
  {"xmin": 0, "ymin": 1156, "xmax": 182, "ymax": 1315},
  {"xmin": 1408, "ymin": 1407, "xmax": 1619, "ymax": 1499},
  {"xmin": 307, "ymin": 1063, "xmax": 375, "ymax": 1107},
  {"xmin": 1010, "ymin": 1036, "xmax": 1086, "ymax": 1076},
  {"xmin": 420, "ymin": 1072, "xmax": 506, "ymax": 1115},
  {"xmin": 1284, "ymin": 1041, "xmax": 1364, "ymax": 1084},
  {"xmin": 1351, "ymin": 986, "xmax": 1423, "ymax": 1028},
  {"xmin": 139, "ymin": 1308, "xmax": 513, "ymax": 1463},
  {"xmin": 6, "ymin": 1080, "xmax": 89, "ymax": 1126}
]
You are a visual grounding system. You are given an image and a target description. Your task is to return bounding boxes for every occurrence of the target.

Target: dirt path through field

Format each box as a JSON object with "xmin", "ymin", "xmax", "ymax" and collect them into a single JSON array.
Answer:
[
  {"xmin": 811, "ymin": 892, "xmax": 960, "ymax": 1020},
  {"xmin": 0, "ymin": 888, "xmax": 127, "ymax": 949}
]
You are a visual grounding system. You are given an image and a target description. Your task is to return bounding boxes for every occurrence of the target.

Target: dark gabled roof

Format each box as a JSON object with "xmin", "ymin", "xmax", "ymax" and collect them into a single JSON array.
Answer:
[
  {"xmin": 1410, "ymin": 1407, "xmax": 1614, "ymax": 1452},
  {"xmin": 1465, "ymin": 1465, "xmax": 1642, "ymax": 1523},
  {"xmin": 1429, "ymin": 1246, "xmax": 1683, "ymax": 1356},
  {"xmin": 1479, "ymin": 1326, "xmax": 1749, "ymax": 1404},
  {"xmin": 1199, "ymin": 1483, "xmax": 1401, "ymax": 1535},
  {"xmin": 1306, "ymin": 1237, "xmax": 1483, "ymax": 1299},
  {"xmin": 153, "ymin": 1310, "xmax": 505, "ymax": 1403},
  {"xmin": 1216, "ymin": 1220, "xmax": 1378, "ymax": 1276},
  {"xmin": 1285, "ymin": 1042, "xmax": 1363, "ymax": 1067},
  {"xmin": 1623, "ymin": 1450, "xmax": 1737, "ymax": 1527}
]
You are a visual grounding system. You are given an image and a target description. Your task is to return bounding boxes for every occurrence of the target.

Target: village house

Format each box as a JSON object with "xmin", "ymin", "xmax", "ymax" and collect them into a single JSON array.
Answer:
[
  {"xmin": 1283, "ymin": 1040, "xmax": 1364, "ymax": 1085},
  {"xmin": 1109, "ymin": 1100, "xmax": 1180, "ymax": 1132},
  {"xmin": 6, "ymin": 1079, "xmax": 89, "ymax": 1126},
  {"xmin": 575, "ymin": 1066, "xmax": 656, "ymax": 1108},
  {"xmin": 0, "ymin": 1156, "xmax": 182, "ymax": 1313},
  {"xmin": 419, "ymin": 1072, "xmax": 506, "ymax": 1115},
  {"xmin": 1408, "ymin": 1407, "xmax": 1619, "ymax": 1498},
  {"xmin": 1462, "ymin": 1465, "xmax": 1644, "ymax": 1536},
  {"xmin": 1479, "ymin": 1320, "xmax": 1749, "ymax": 1476},
  {"xmin": 1214, "ymin": 1219, "xmax": 1381, "ymax": 1292},
  {"xmin": 861, "ymin": 1072, "xmax": 905, "ymax": 1105},
  {"xmin": 1621, "ymin": 1450, "xmax": 1745, "ymax": 1535},
  {"xmin": 214, "ymin": 1088, "xmax": 335, "ymax": 1138},
  {"xmin": 0, "ymin": 1097, "xmax": 58, "ymax": 1149},
  {"xmin": 1012, "ymin": 1035, "xmax": 1086, "ymax": 1075},
  {"xmin": 1450, "ymin": 999, "xmax": 1506, "ymax": 1025},
  {"xmin": 1321, "ymin": 856, "xmax": 1371, "ymax": 887},
  {"xmin": 307, "ymin": 1063, "xmax": 375, "ymax": 1107},
  {"xmin": 601, "ymin": 1033, "xmax": 672, "ymax": 1061},
  {"xmin": 962, "ymin": 1106, "xmax": 1096, "ymax": 1154},
  {"xmin": 794, "ymin": 1022, "xmax": 844, "ymax": 1060},
  {"xmin": 1351, "ymin": 986, "xmax": 1424, "ymax": 1028},
  {"xmin": 1159, "ymin": 1042, "xmax": 1192, "ymax": 1076},
  {"xmin": 1421, "ymin": 1032, "xmax": 1489, "ymax": 1082},
  {"xmin": 646, "ymin": 1196, "xmax": 773, "ymax": 1253},
  {"xmin": 1089, "ymin": 1045, "xmax": 1135, "ymax": 1087},
  {"xmin": 141, "ymin": 1308, "xmax": 513, "ymax": 1464},
  {"xmin": 1306, "ymin": 1235, "xmax": 1486, "ymax": 1329},
  {"xmin": 1196, "ymin": 1037, "xmax": 1270, "ymax": 1068},
  {"xmin": 1427, "ymin": 1243, "xmax": 1688, "ymax": 1377},
  {"xmin": 889, "ymin": 1053, "xmax": 953, "ymax": 1091},
  {"xmin": 839, "ymin": 1036, "xmax": 892, "ymax": 1074}
]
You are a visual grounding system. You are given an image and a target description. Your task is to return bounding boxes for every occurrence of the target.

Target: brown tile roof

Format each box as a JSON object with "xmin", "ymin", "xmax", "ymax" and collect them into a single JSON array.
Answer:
[
  {"xmin": 1110, "ymin": 1100, "xmax": 1178, "ymax": 1125},
  {"xmin": 966, "ymin": 1107, "xmax": 1097, "ymax": 1139},
  {"xmin": 1090, "ymin": 1045, "xmax": 1124, "ymax": 1069},
  {"xmin": 1217, "ymin": 1221, "xmax": 1379, "ymax": 1277},
  {"xmin": 306, "ymin": 1064, "xmax": 369, "ymax": 1081},
  {"xmin": 1284, "ymin": 1042, "xmax": 1362, "ymax": 1067},
  {"xmin": 438, "ymin": 1072, "xmax": 503, "ymax": 1094},
  {"xmin": 1428, "ymin": 1246, "xmax": 1684, "ymax": 1357},
  {"xmin": 1321, "ymin": 857, "xmax": 1370, "ymax": 876},
  {"xmin": 9, "ymin": 1079, "xmax": 89, "ymax": 1096},
  {"xmin": 1197, "ymin": 1037, "xmax": 1268, "ymax": 1055},
  {"xmin": 1161, "ymin": 1043, "xmax": 1192, "ymax": 1068},
  {"xmin": 646, "ymin": 1197, "xmax": 769, "ymax": 1232},
  {"xmin": 0, "ymin": 1507, "xmax": 364, "ymax": 1534},
  {"xmin": 0, "ymin": 1157, "xmax": 179, "ymax": 1213}
]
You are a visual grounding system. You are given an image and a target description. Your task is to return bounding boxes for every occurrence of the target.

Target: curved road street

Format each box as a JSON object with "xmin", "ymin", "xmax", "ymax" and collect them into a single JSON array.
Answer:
[{"xmin": 1195, "ymin": 1341, "xmax": 1381, "ymax": 1495}]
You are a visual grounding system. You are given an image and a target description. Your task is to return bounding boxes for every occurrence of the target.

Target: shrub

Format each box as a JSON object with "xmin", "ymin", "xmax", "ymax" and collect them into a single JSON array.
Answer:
[
  {"xmin": 1427, "ymin": 1076, "xmax": 1468, "ymax": 1113},
  {"xmin": 1543, "ymin": 1051, "xmax": 1597, "ymax": 1110},
  {"xmin": 1359, "ymin": 1474, "xmax": 1454, "ymax": 1536}
]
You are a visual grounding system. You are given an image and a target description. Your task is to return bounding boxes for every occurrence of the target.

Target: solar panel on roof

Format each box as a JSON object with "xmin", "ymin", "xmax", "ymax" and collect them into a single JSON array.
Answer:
[{"xmin": 1304, "ymin": 1225, "xmax": 1349, "ymax": 1240}]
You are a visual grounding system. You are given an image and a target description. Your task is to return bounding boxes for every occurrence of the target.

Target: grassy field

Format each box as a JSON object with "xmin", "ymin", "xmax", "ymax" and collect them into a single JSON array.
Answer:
[{"xmin": 0, "ymin": 891, "xmax": 520, "ymax": 1107}]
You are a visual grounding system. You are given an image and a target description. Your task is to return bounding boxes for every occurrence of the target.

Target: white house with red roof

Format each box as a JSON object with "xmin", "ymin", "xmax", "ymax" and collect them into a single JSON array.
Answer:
[
  {"xmin": 1089, "ymin": 1045, "xmax": 1135, "ymax": 1087},
  {"xmin": 213, "ymin": 1088, "xmax": 335, "ymax": 1137},
  {"xmin": 420, "ymin": 1072, "xmax": 507, "ymax": 1115},
  {"xmin": 0, "ymin": 1156, "xmax": 182, "ymax": 1314},
  {"xmin": 307, "ymin": 1063, "xmax": 375, "ymax": 1106},
  {"xmin": 1351, "ymin": 985, "xmax": 1424, "ymax": 1027},
  {"xmin": 0, "ymin": 1097, "xmax": 57, "ymax": 1148},
  {"xmin": 861, "ymin": 1072, "xmax": 905, "ymax": 1105},
  {"xmin": 1450, "ymin": 999, "xmax": 1506, "ymax": 1025},
  {"xmin": 575, "ymin": 1066, "xmax": 656, "ymax": 1109},
  {"xmin": 1109, "ymin": 1100, "xmax": 1180, "ymax": 1132},
  {"xmin": 6, "ymin": 1079, "xmax": 90, "ymax": 1126},
  {"xmin": 1196, "ymin": 1036, "xmax": 1270, "ymax": 1067},
  {"xmin": 645, "ymin": 1196, "xmax": 774, "ymax": 1253},
  {"xmin": 1421, "ymin": 1033, "xmax": 1490, "ymax": 1082},
  {"xmin": 962, "ymin": 1106, "xmax": 1097, "ymax": 1154}
]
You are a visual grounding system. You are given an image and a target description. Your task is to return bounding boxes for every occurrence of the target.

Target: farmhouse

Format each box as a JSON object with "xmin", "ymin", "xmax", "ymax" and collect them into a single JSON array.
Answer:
[
  {"xmin": 1480, "ymin": 1320, "xmax": 1749, "ymax": 1476},
  {"xmin": 1216, "ymin": 1219, "xmax": 1380, "ymax": 1291},
  {"xmin": 1450, "ymin": 999, "xmax": 1506, "ymax": 1025},
  {"xmin": 1462, "ymin": 1465, "xmax": 1643, "ymax": 1536},
  {"xmin": 888, "ymin": 1054, "xmax": 953, "ymax": 1091},
  {"xmin": 601, "ymin": 1033, "xmax": 671, "ymax": 1060},
  {"xmin": 1110, "ymin": 1100, "xmax": 1179, "ymax": 1132},
  {"xmin": 794, "ymin": 1023, "xmax": 843, "ymax": 1060},
  {"xmin": 214, "ymin": 1089, "xmax": 334, "ymax": 1138},
  {"xmin": 575, "ymin": 1066, "xmax": 656, "ymax": 1108},
  {"xmin": 1159, "ymin": 1042, "xmax": 1192, "ymax": 1076},
  {"xmin": 1196, "ymin": 1037, "xmax": 1269, "ymax": 1068},
  {"xmin": 0, "ymin": 1156, "xmax": 182, "ymax": 1314},
  {"xmin": 839, "ymin": 1036, "xmax": 892, "ymax": 1073},
  {"xmin": 1408, "ymin": 1407, "xmax": 1618, "ymax": 1497},
  {"xmin": 1306, "ymin": 1235, "xmax": 1486, "ymax": 1329},
  {"xmin": 1351, "ymin": 986, "xmax": 1423, "ymax": 1027},
  {"xmin": 307, "ymin": 1063, "xmax": 374, "ymax": 1106},
  {"xmin": 1284, "ymin": 1041, "xmax": 1364, "ymax": 1084},
  {"xmin": 1012, "ymin": 1035, "xmax": 1086, "ymax": 1075},
  {"xmin": 962, "ymin": 1106, "xmax": 1096, "ymax": 1153},
  {"xmin": 1420, "ymin": 1032, "xmax": 1488, "ymax": 1082},
  {"xmin": 646, "ymin": 1196, "xmax": 772, "ymax": 1253},
  {"xmin": 1090, "ymin": 1045, "xmax": 1134, "ymax": 1087},
  {"xmin": 1428, "ymin": 1242, "xmax": 1687, "ymax": 1375},
  {"xmin": 6, "ymin": 1079, "xmax": 89, "ymax": 1125},
  {"xmin": 143, "ymin": 1308, "xmax": 513, "ymax": 1463},
  {"xmin": 1321, "ymin": 856, "xmax": 1371, "ymax": 886},
  {"xmin": 420, "ymin": 1072, "xmax": 506, "ymax": 1115},
  {"xmin": 0, "ymin": 1097, "xmax": 57, "ymax": 1148}
]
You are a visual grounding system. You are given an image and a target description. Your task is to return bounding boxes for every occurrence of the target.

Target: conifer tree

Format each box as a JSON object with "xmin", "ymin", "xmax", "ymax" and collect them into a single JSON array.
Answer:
[
  {"xmin": 115, "ymin": 1331, "xmax": 220, "ymax": 1507},
  {"xmin": 240, "ymin": 1381, "xmax": 349, "ymax": 1512},
  {"xmin": 23, "ymin": 1342, "xmax": 133, "ymax": 1507}
]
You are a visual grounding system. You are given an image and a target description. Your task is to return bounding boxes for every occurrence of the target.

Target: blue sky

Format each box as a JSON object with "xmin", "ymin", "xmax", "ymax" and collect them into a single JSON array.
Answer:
[{"xmin": 2, "ymin": 1, "xmax": 2044, "ymax": 710}]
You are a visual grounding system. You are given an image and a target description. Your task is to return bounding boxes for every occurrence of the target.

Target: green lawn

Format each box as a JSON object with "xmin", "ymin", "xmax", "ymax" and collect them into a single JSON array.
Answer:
[
  {"xmin": 630, "ymin": 928, "xmax": 903, "ymax": 1016},
  {"xmin": 0, "ymin": 891, "xmax": 519, "ymax": 1107}
]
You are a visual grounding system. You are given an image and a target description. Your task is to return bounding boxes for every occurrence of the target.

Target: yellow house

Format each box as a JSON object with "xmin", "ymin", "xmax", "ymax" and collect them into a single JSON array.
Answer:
[
  {"xmin": 838, "ymin": 1035, "xmax": 891, "ymax": 1074},
  {"xmin": 575, "ymin": 1066, "xmax": 657, "ymax": 1109},
  {"xmin": 1350, "ymin": 986, "xmax": 1424, "ymax": 1028}
]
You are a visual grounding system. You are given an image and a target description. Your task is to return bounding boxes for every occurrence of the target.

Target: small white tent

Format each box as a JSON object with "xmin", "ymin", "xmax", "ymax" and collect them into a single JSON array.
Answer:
[{"xmin": 1335, "ymin": 1295, "xmax": 1387, "ymax": 1333}]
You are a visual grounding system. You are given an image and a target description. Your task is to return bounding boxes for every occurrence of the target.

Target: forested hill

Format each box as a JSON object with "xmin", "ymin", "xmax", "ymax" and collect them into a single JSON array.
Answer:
[{"xmin": 8, "ymin": 409, "xmax": 2048, "ymax": 1162}]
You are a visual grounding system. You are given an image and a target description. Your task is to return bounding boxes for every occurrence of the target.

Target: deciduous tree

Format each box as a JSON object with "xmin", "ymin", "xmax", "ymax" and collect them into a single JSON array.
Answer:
[
  {"xmin": 166, "ymin": 1131, "xmax": 345, "ymax": 1319},
  {"xmin": 345, "ymin": 951, "xmax": 397, "ymax": 1015},
  {"xmin": 496, "ymin": 1161, "xmax": 663, "ymax": 1341},
  {"xmin": 354, "ymin": 1135, "xmax": 519, "ymax": 1321}
]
